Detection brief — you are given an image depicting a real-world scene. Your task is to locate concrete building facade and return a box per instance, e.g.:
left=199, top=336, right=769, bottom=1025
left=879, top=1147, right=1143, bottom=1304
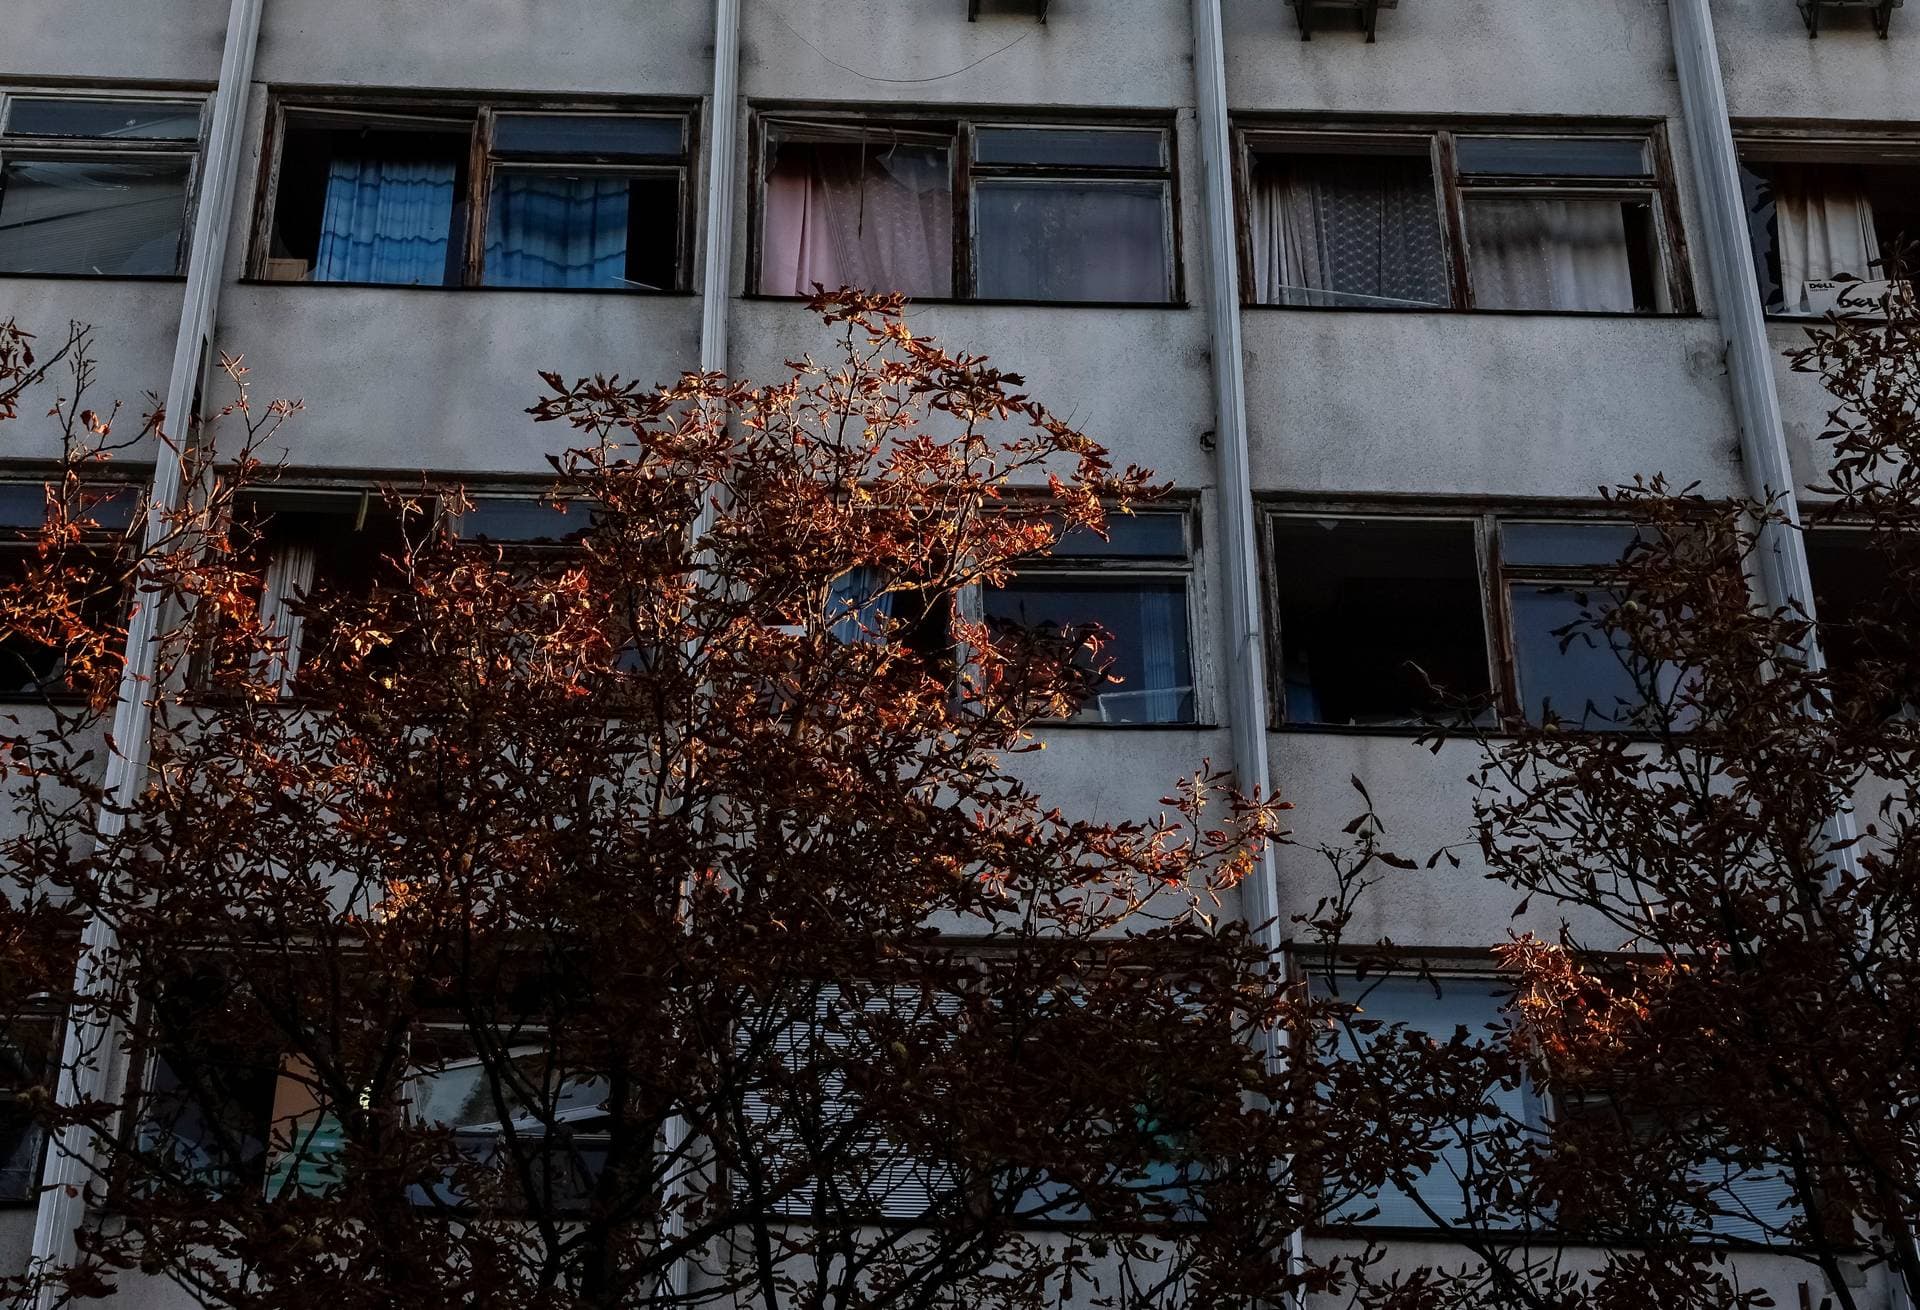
left=1, top=0, right=1912, bottom=1303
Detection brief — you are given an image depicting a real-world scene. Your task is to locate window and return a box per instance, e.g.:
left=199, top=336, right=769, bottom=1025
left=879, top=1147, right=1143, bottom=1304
left=1, top=1009, right=58, bottom=1203
left=455, top=495, right=593, bottom=552
left=133, top=971, right=279, bottom=1195
left=1736, top=139, right=1919, bottom=315
left=1315, top=968, right=1542, bottom=1229
left=0, top=93, right=201, bottom=276
left=219, top=490, right=408, bottom=694
left=256, top=101, right=691, bottom=289
left=0, top=481, right=136, bottom=700
left=758, top=117, right=1176, bottom=303
left=1269, top=509, right=1690, bottom=731
left=1271, top=515, right=1492, bottom=726
left=981, top=511, right=1197, bottom=724
left=1243, top=126, right=1687, bottom=313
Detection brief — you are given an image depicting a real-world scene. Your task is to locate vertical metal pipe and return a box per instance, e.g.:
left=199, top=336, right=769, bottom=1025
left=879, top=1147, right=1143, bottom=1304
left=28, top=0, right=264, bottom=1293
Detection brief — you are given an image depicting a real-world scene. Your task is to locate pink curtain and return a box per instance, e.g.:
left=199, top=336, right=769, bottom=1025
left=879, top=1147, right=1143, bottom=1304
left=760, top=141, right=952, bottom=298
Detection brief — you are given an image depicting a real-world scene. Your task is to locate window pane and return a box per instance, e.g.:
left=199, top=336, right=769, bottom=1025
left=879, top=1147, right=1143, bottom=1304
left=5, top=98, right=201, bottom=141
left=1273, top=517, right=1492, bottom=727
left=1499, top=521, right=1643, bottom=568
left=974, top=179, right=1170, bottom=303
left=1320, top=973, right=1532, bottom=1228
left=1454, top=136, right=1649, bottom=178
left=460, top=498, right=591, bottom=545
left=1250, top=152, right=1450, bottom=308
left=0, top=485, right=43, bottom=529
left=1465, top=195, right=1662, bottom=312
left=1737, top=160, right=1915, bottom=316
left=1051, top=512, right=1186, bottom=559
left=0, top=1017, right=54, bottom=1202
left=760, top=140, right=953, bottom=298
left=270, top=121, right=469, bottom=286
left=983, top=577, right=1193, bottom=723
left=483, top=170, right=678, bottom=290
left=1510, top=583, right=1690, bottom=730
left=0, top=158, right=189, bottom=275
left=492, top=113, right=683, bottom=159
left=973, top=126, right=1164, bottom=169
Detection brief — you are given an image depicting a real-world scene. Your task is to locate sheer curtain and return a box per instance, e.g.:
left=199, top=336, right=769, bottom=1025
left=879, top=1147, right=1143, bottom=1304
left=258, top=541, right=317, bottom=694
left=483, top=174, right=631, bottom=288
left=1771, top=164, right=1881, bottom=315
left=314, top=157, right=457, bottom=285
left=1465, top=198, right=1637, bottom=311
left=760, top=142, right=952, bottom=298
left=1249, top=156, right=1449, bottom=308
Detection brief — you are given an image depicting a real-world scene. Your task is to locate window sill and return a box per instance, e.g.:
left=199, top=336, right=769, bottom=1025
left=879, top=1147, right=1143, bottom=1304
left=1030, top=719, right=1218, bottom=731
left=742, top=293, right=1190, bottom=311
left=1311, top=1221, right=1845, bottom=1254
left=0, top=271, right=186, bottom=283
left=1240, top=302, right=1699, bottom=321
left=1271, top=721, right=1692, bottom=743
left=234, top=279, right=696, bottom=297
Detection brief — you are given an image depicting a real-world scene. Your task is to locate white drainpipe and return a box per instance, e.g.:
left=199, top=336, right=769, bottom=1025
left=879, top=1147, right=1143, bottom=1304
left=1188, top=0, right=1305, bottom=1297
left=29, top=0, right=265, bottom=1294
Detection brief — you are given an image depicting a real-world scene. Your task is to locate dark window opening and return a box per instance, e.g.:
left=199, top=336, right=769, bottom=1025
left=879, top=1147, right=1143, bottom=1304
left=1272, top=516, right=1491, bottom=727
left=1737, top=155, right=1920, bottom=315
left=269, top=118, right=470, bottom=286
left=0, top=1013, right=57, bottom=1202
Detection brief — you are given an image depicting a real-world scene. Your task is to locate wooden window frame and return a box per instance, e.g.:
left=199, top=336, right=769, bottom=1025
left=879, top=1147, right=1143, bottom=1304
left=0, top=88, right=209, bottom=280
left=246, top=92, right=699, bottom=292
left=749, top=107, right=1184, bottom=307
left=1234, top=118, right=1695, bottom=316
left=1259, top=500, right=1673, bottom=733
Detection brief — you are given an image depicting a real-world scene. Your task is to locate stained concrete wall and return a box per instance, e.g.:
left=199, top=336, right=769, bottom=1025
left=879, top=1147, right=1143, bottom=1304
left=0, top=279, right=182, bottom=463
left=9, top=1, right=223, bottom=87
left=1716, top=0, right=1915, bottom=120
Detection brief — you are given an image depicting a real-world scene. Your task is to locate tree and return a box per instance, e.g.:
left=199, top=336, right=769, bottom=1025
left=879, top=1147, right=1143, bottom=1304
left=0, top=295, right=1408, bottom=1310
left=1442, top=274, right=1920, bottom=1310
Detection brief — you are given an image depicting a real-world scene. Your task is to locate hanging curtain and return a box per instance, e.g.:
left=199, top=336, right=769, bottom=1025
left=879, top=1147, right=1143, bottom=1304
left=1249, top=155, right=1450, bottom=308
left=760, top=141, right=952, bottom=298
left=258, top=541, right=317, bottom=693
left=1465, top=198, right=1637, bottom=311
left=827, top=567, right=896, bottom=644
left=314, top=157, right=457, bottom=286
left=483, top=173, right=631, bottom=288
left=1096, top=585, right=1189, bottom=724
left=1770, top=164, right=1881, bottom=315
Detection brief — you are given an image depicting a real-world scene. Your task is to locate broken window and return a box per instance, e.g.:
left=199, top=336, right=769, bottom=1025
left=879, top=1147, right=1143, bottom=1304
left=981, top=511, right=1196, bottom=724
left=1242, top=127, right=1686, bottom=313
left=1736, top=140, right=1920, bottom=315
left=0, top=93, right=201, bottom=276
left=258, top=102, right=689, bottom=289
left=1270, top=515, right=1492, bottom=726
left=759, top=116, right=1175, bottom=304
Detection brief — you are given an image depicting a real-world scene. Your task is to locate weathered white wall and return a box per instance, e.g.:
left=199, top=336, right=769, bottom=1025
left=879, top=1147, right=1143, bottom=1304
left=0, top=280, right=182, bottom=464
left=1716, top=0, right=1915, bottom=120
left=1244, top=312, right=1743, bottom=499
left=9, top=1, right=223, bottom=86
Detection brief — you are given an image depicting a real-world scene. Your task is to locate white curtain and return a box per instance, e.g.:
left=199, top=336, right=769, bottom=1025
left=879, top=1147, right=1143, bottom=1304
left=1466, top=198, right=1638, bottom=312
left=1249, top=156, right=1450, bottom=309
left=760, top=141, right=952, bottom=298
left=1771, top=165, right=1881, bottom=315
left=258, top=542, right=317, bottom=693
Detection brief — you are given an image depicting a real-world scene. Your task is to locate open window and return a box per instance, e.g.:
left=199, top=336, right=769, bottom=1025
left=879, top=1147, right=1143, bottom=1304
left=1736, top=137, right=1920, bottom=315
left=257, top=101, right=690, bottom=290
left=0, top=1008, right=58, bottom=1203
left=981, top=511, right=1197, bottom=725
left=1242, top=125, right=1688, bottom=313
left=1270, top=515, right=1492, bottom=726
left=758, top=116, right=1176, bottom=304
left=0, top=93, right=202, bottom=276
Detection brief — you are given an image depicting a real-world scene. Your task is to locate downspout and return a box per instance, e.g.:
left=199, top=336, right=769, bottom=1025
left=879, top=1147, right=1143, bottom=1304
left=29, top=0, right=265, bottom=1294
left=656, top=0, right=741, bottom=1299
left=1667, top=10, right=1908, bottom=1308
left=1189, top=0, right=1306, bottom=1297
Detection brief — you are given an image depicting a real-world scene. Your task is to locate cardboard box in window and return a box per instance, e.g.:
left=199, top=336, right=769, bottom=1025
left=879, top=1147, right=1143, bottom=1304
left=262, top=257, right=312, bottom=283
left=1805, top=278, right=1907, bottom=316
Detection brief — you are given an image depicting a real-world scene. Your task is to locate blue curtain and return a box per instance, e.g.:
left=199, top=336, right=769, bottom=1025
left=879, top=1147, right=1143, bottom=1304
left=314, top=157, right=457, bottom=285
left=484, top=174, right=631, bottom=288
left=827, top=567, right=895, bottom=644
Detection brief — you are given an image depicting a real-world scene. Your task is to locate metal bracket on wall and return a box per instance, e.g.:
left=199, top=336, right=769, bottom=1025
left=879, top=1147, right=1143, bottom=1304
left=968, top=0, right=1050, bottom=20
left=1797, top=0, right=1900, bottom=37
left=1291, top=0, right=1397, bottom=41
